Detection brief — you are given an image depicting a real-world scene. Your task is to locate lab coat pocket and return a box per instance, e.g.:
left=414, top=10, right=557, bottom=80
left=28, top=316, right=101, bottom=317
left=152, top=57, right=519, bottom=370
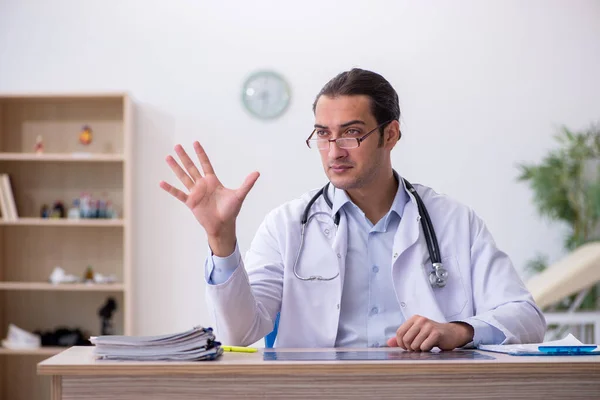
left=426, top=255, right=467, bottom=319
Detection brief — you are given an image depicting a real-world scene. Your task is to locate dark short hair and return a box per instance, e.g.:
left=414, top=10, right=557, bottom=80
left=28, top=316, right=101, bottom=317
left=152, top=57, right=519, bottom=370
left=312, top=68, right=400, bottom=138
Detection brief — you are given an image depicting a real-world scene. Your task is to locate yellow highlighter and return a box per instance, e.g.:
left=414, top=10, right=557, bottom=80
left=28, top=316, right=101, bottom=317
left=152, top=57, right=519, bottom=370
left=222, top=346, right=258, bottom=353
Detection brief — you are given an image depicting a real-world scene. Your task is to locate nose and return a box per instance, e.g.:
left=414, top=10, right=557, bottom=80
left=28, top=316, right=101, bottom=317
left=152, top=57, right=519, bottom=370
left=328, top=140, right=348, bottom=159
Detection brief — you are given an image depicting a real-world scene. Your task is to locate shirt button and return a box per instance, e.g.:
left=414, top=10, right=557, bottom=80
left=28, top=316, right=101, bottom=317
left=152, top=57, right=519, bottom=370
left=337, top=253, right=341, bottom=259
left=371, top=307, right=379, bottom=315
left=400, top=302, right=406, bottom=308
left=336, top=304, right=340, bottom=310
left=393, top=253, right=398, bottom=258
left=324, top=229, right=330, bottom=235
left=372, top=266, right=379, bottom=273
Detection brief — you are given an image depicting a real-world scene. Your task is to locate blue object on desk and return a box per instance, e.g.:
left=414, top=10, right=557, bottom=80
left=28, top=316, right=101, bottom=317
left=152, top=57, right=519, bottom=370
left=264, top=313, right=279, bottom=349
left=538, top=345, right=598, bottom=355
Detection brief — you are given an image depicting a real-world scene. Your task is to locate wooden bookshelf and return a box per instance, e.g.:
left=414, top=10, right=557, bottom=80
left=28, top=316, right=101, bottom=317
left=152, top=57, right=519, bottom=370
left=0, top=93, right=133, bottom=400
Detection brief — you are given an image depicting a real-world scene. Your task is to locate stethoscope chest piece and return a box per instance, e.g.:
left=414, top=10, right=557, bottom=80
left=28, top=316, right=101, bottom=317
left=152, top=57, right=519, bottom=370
left=429, top=262, right=448, bottom=288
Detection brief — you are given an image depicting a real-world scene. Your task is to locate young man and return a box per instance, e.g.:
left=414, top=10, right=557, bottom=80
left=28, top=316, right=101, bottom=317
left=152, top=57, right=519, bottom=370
left=160, top=68, right=546, bottom=350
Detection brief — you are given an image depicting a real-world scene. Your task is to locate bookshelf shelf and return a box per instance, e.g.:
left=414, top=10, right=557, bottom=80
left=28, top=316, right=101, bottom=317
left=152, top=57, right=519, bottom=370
left=0, top=282, right=125, bottom=291
left=0, top=153, right=124, bottom=162
left=0, top=218, right=125, bottom=227
left=0, top=93, right=133, bottom=400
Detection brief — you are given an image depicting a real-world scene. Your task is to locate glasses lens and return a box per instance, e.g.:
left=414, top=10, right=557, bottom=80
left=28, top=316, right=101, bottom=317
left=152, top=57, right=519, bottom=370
left=316, top=139, right=329, bottom=150
left=308, top=139, right=329, bottom=150
left=337, top=138, right=358, bottom=149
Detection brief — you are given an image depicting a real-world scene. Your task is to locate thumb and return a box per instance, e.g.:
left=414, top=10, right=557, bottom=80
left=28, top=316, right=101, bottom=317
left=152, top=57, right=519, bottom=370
left=236, top=171, right=260, bottom=200
left=387, top=337, right=399, bottom=347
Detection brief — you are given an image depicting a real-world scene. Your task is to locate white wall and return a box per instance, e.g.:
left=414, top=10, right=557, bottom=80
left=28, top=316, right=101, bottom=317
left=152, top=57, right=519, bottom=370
left=1, top=0, right=599, bottom=336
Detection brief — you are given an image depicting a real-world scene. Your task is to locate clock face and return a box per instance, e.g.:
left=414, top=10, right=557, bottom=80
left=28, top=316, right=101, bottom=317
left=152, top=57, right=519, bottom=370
left=242, top=71, right=291, bottom=120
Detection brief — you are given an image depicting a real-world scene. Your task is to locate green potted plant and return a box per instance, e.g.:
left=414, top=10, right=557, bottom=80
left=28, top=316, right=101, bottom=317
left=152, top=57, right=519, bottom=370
left=517, top=123, right=600, bottom=310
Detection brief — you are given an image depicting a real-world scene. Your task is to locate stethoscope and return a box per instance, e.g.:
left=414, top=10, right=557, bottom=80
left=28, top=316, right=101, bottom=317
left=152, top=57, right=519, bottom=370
left=292, top=178, right=449, bottom=288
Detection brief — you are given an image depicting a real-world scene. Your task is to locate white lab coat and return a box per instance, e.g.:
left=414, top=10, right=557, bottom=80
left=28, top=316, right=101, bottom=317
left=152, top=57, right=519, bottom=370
left=205, top=179, right=546, bottom=347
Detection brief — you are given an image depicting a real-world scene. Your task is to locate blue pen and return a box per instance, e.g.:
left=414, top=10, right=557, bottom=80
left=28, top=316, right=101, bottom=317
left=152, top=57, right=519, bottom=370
left=538, top=345, right=598, bottom=354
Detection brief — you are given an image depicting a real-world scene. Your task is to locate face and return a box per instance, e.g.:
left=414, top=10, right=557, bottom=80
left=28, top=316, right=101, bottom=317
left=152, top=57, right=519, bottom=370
left=312, top=95, right=394, bottom=191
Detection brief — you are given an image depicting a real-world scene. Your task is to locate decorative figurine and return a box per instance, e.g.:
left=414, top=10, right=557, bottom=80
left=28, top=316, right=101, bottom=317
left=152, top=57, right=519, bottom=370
left=79, top=125, right=93, bottom=145
left=34, top=135, right=44, bottom=154
left=98, top=297, right=118, bottom=336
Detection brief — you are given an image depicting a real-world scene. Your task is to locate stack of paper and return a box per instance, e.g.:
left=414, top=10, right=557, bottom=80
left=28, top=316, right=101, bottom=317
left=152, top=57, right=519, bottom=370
left=90, top=326, right=223, bottom=361
left=478, top=334, right=599, bottom=356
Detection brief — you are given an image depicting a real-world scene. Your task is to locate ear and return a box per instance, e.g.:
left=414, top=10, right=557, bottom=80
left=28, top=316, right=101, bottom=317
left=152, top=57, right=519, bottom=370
left=385, top=120, right=401, bottom=147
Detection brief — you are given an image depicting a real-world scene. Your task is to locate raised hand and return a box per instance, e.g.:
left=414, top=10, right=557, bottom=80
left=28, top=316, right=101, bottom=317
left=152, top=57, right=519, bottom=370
left=160, top=141, right=259, bottom=256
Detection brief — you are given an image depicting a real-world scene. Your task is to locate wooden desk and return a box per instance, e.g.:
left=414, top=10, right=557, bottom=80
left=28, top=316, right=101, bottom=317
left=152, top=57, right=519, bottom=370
left=38, top=346, right=600, bottom=399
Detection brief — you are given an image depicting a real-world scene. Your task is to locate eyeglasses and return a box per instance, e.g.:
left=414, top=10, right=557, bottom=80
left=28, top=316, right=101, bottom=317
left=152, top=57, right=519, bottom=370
left=306, top=120, right=394, bottom=150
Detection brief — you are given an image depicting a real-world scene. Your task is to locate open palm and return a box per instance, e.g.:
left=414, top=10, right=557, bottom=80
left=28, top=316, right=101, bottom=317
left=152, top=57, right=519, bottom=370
left=159, top=141, right=259, bottom=237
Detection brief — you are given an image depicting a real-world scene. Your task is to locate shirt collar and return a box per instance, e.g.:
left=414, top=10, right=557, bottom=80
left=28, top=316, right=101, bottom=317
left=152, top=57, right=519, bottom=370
left=330, top=170, right=409, bottom=220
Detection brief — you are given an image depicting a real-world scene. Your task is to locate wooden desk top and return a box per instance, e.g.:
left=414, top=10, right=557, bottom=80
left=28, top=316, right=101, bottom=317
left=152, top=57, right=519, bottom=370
left=38, top=346, right=600, bottom=377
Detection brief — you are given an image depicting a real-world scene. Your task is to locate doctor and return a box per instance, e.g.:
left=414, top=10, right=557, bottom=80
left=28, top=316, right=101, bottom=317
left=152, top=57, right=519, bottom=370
left=160, top=68, right=546, bottom=351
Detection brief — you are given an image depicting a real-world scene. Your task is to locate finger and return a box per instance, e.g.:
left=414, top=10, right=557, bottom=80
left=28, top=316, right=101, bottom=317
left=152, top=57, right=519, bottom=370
left=235, top=171, right=260, bottom=201
left=386, top=337, right=399, bottom=347
left=159, top=181, right=188, bottom=203
left=175, top=144, right=203, bottom=182
left=166, top=155, right=195, bottom=191
left=410, top=327, right=433, bottom=351
left=420, top=332, right=440, bottom=352
left=402, top=324, right=424, bottom=351
left=194, top=141, right=216, bottom=176
left=393, top=322, right=412, bottom=350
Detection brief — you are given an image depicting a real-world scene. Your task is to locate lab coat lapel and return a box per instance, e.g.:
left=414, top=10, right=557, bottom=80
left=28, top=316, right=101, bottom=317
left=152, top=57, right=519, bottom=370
left=326, top=183, right=348, bottom=300
left=391, top=191, right=447, bottom=323
left=331, top=209, right=348, bottom=298
left=311, top=190, right=346, bottom=347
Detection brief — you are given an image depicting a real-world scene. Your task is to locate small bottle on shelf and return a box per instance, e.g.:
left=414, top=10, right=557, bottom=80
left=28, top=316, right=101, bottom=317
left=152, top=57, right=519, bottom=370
left=40, top=204, right=50, bottom=218
left=68, top=198, right=80, bottom=220
left=84, top=265, right=95, bottom=283
left=79, top=193, right=90, bottom=218
left=106, top=201, right=117, bottom=219
left=89, top=199, right=98, bottom=219
left=97, top=199, right=107, bottom=219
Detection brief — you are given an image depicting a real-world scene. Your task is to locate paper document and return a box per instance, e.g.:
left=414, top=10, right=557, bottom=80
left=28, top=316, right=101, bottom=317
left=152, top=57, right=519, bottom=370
left=2, top=324, right=41, bottom=350
left=90, top=326, right=223, bottom=361
left=478, top=334, right=599, bottom=356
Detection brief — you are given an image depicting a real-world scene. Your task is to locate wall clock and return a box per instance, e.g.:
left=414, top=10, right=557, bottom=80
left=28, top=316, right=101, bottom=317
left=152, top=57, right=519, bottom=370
left=242, top=70, right=291, bottom=120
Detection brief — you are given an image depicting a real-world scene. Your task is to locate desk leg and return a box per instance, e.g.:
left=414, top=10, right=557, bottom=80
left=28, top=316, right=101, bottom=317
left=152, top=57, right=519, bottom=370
left=52, top=375, right=62, bottom=400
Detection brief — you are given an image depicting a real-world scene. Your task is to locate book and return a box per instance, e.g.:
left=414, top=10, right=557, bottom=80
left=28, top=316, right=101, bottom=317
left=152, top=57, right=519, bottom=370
left=90, top=326, right=223, bottom=361
left=0, top=177, right=8, bottom=221
left=0, top=174, right=17, bottom=220
left=478, top=334, right=599, bottom=356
